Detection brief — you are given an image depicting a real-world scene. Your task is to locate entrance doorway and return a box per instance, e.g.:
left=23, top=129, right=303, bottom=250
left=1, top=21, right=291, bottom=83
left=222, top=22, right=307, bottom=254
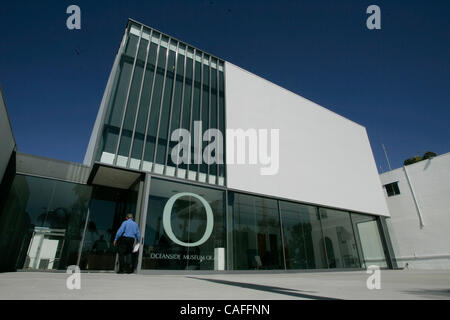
left=78, top=184, right=138, bottom=271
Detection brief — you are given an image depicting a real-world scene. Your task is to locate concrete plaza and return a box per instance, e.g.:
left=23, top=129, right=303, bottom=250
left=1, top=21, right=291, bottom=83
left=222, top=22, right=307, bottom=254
left=0, top=269, right=449, bottom=300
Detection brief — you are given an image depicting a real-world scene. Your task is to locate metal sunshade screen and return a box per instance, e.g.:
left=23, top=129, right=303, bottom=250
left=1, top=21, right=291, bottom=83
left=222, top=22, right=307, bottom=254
left=96, top=21, right=226, bottom=187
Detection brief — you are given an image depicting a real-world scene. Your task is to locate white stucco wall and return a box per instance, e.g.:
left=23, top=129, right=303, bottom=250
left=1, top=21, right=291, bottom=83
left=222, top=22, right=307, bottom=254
left=0, top=88, right=16, bottom=183
left=380, top=153, right=450, bottom=269
left=225, top=62, right=389, bottom=217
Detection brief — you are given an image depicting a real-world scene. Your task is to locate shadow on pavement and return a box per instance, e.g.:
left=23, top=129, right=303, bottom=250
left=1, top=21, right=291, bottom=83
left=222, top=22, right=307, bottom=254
left=187, top=277, right=341, bottom=300
left=402, top=288, right=450, bottom=299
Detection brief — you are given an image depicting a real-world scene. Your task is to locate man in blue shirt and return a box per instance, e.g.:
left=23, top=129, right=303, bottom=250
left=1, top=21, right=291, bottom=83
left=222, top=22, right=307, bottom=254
left=114, top=213, right=141, bottom=274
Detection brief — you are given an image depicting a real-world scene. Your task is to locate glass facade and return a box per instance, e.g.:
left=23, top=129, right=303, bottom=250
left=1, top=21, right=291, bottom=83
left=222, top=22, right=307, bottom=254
left=279, top=201, right=327, bottom=269
left=230, top=193, right=284, bottom=270
left=319, top=208, right=360, bottom=269
left=0, top=173, right=389, bottom=272
left=0, top=174, right=140, bottom=272
left=0, top=175, right=91, bottom=271
left=96, top=22, right=226, bottom=186
left=228, top=193, right=387, bottom=270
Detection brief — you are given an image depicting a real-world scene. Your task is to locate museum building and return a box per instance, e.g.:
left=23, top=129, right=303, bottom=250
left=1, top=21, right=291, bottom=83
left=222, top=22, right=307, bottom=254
left=0, top=19, right=396, bottom=273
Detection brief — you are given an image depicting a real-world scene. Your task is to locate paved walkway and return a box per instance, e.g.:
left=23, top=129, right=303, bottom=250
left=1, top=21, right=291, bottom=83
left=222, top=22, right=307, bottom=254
left=0, top=270, right=449, bottom=300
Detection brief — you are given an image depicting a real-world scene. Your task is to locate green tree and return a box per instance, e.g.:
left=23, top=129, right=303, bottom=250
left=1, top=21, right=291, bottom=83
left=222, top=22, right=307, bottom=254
left=422, top=151, right=437, bottom=160
left=404, top=152, right=437, bottom=166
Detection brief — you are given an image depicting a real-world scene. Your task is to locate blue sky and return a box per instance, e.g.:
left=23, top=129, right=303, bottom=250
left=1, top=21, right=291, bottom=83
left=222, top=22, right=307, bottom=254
left=1, top=0, right=449, bottom=172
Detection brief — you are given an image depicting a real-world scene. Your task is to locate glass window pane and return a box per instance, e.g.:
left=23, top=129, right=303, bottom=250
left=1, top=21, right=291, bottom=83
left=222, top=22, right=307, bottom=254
left=125, top=26, right=140, bottom=57
left=385, top=182, right=400, bottom=197
left=117, top=36, right=148, bottom=159
left=141, top=178, right=226, bottom=270
left=97, top=52, right=134, bottom=160
left=319, top=208, right=361, bottom=269
left=143, top=40, right=167, bottom=166
left=279, top=201, right=327, bottom=269
left=155, top=43, right=176, bottom=166
left=79, top=185, right=137, bottom=271
left=200, top=56, right=210, bottom=178
left=230, top=192, right=284, bottom=270
left=351, top=213, right=388, bottom=268
left=130, top=39, right=158, bottom=162
left=167, top=46, right=185, bottom=169
left=178, top=51, right=193, bottom=173
left=0, top=175, right=91, bottom=271
left=393, top=182, right=400, bottom=195
left=190, top=54, right=202, bottom=174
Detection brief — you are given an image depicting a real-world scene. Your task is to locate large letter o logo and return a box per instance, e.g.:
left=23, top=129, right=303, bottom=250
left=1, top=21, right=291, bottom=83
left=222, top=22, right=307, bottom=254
left=162, top=192, right=214, bottom=247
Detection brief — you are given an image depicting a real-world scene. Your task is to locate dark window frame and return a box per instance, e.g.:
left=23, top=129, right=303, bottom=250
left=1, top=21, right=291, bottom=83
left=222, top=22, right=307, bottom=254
left=384, top=182, right=400, bottom=197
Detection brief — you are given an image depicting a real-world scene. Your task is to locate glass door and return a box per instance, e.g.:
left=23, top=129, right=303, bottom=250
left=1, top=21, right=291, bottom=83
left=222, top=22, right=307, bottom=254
left=78, top=186, right=130, bottom=271
left=351, top=214, right=388, bottom=268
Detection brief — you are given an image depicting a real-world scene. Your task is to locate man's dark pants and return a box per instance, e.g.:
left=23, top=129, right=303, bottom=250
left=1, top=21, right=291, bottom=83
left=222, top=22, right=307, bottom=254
left=117, top=237, right=134, bottom=273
